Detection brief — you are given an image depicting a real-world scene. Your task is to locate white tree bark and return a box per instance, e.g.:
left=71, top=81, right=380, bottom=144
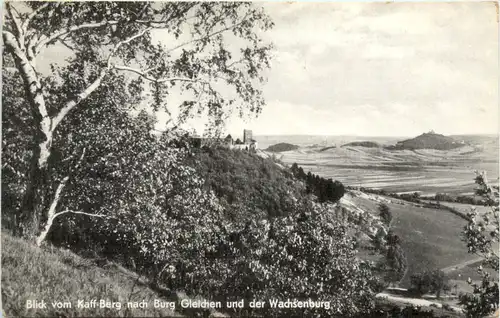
left=35, top=176, right=69, bottom=246
left=35, top=149, right=89, bottom=246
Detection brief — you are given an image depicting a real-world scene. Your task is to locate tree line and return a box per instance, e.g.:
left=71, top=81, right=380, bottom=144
left=290, top=163, right=345, bottom=203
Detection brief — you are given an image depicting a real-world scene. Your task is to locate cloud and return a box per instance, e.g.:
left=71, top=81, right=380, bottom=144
left=229, top=2, right=498, bottom=136
left=33, top=2, right=497, bottom=137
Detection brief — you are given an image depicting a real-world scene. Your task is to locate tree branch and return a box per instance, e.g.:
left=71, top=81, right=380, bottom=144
left=5, top=3, right=25, bottom=49
left=107, top=27, right=153, bottom=68
left=51, top=71, right=108, bottom=131
left=53, top=210, right=109, bottom=219
left=3, top=30, right=51, bottom=126
left=113, top=65, right=208, bottom=84
left=2, top=31, right=24, bottom=60
left=51, top=28, right=153, bottom=132
left=34, top=20, right=120, bottom=55
left=165, top=12, right=250, bottom=54
left=22, top=2, right=51, bottom=34
left=34, top=16, right=164, bottom=57
left=135, top=3, right=197, bottom=28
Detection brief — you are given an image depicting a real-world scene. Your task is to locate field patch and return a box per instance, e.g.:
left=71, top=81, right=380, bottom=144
left=347, top=194, right=476, bottom=287
left=276, top=140, right=498, bottom=196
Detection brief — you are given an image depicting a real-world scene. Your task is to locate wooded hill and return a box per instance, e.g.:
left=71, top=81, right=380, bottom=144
left=265, top=142, right=300, bottom=152
left=389, top=132, right=464, bottom=150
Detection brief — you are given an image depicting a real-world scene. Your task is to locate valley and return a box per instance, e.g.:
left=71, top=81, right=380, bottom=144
left=262, top=133, right=499, bottom=313
left=262, top=134, right=498, bottom=196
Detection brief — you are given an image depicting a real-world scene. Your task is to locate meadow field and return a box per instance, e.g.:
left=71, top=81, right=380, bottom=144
left=345, top=192, right=480, bottom=287
left=261, top=134, right=499, bottom=196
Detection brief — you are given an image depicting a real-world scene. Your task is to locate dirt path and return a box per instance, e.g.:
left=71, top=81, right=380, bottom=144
left=441, top=257, right=483, bottom=273
left=375, top=293, right=463, bottom=313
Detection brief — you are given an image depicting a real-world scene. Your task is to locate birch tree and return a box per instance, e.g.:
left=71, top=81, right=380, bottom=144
left=2, top=1, right=273, bottom=242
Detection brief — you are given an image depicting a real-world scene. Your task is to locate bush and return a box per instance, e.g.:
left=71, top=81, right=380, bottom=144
left=410, top=269, right=450, bottom=298
left=210, top=200, right=381, bottom=317
left=383, top=231, right=407, bottom=285
left=378, top=203, right=392, bottom=226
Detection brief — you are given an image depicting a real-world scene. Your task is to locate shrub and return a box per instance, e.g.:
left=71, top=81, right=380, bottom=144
left=378, top=203, right=392, bottom=226
left=410, top=269, right=450, bottom=298
left=211, top=200, right=381, bottom=317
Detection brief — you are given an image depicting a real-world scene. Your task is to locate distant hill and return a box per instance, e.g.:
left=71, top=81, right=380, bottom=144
left=341, top=141, right=380, bottom=148
left=265, top=142, right=299, bottom=152
left=391, top=132, right=465, bottom=150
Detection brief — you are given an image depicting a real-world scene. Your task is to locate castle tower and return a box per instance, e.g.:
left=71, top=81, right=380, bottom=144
left=243, top=129, right=253, bottom=144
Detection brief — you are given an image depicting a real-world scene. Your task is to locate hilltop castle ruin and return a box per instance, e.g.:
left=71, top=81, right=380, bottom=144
left=190, top=129, right=258, bottom=151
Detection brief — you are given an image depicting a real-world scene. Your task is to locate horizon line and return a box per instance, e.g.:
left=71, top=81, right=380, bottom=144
left=248, top=132, right=499, bottom=137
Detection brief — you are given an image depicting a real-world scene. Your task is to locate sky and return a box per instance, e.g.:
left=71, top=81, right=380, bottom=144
left=33, top=2, right=499, bottom=137
left=210, top=2, right=499, bottom=137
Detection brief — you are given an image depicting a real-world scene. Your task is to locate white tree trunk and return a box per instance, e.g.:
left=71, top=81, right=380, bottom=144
left=4, top=31, right=55, bottom=239
left=35, top=177, right=68, bottom=246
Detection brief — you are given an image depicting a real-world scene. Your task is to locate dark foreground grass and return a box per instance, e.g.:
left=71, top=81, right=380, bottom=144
left=1, top=232, right=185, bottom=317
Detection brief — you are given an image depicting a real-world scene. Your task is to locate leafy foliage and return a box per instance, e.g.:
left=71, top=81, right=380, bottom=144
left=1, top=233, right=183, bottom=318
left=2, top=4, right=417, bottom=317
left=205, top=200, right=381, bottom=317
left=459, top=171, right=499, bottom=317
left=382, top=231, right=407, bottom=285
left=434, top=193, right=489, bottom=206
left=378, top=203, right=392, bottom=226
left=409, top=269, right=450, bottom=298
left=46, top=138, right=381, bottom=317
left=341, top=141, right=380, bottom=148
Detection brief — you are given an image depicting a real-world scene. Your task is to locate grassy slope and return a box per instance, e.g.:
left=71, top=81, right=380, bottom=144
left=347, top=195, right=477, bottom=287
left=1, top=233, right=186, bottom=318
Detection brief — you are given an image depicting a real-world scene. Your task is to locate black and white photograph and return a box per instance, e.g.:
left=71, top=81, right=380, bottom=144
left=1, top=1, right=499, bottom=317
